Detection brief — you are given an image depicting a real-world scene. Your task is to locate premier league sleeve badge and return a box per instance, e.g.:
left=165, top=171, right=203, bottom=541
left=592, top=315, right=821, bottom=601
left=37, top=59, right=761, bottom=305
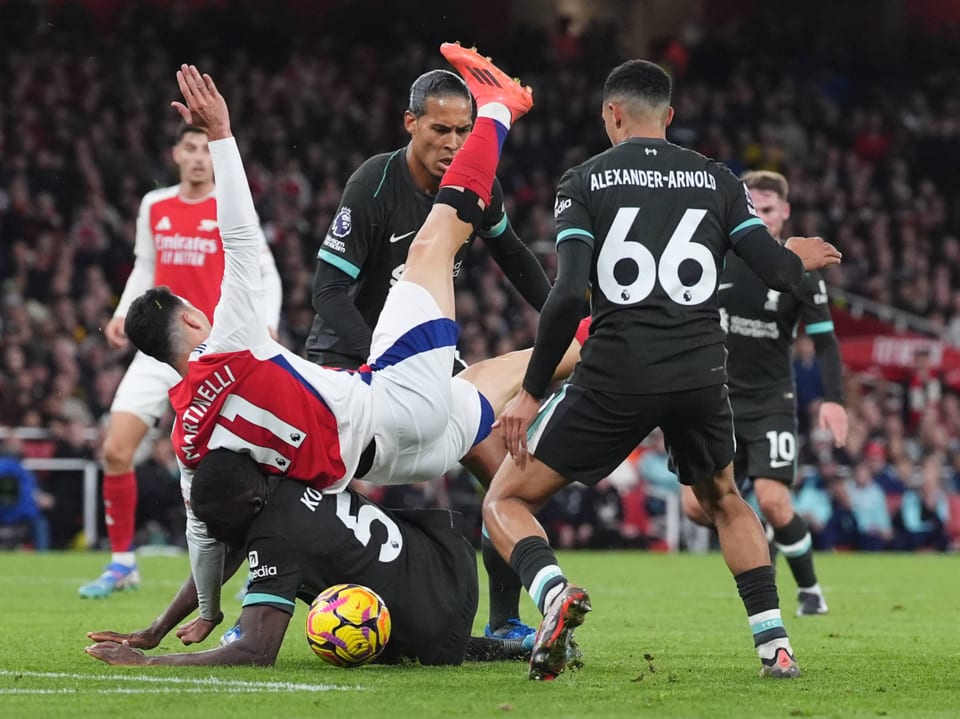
left=331, top=206, right=352, bottom=238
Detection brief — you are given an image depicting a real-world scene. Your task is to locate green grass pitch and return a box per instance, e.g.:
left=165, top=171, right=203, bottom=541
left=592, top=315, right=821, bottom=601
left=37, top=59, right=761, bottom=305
left=1, top=551, right=957, bottom=718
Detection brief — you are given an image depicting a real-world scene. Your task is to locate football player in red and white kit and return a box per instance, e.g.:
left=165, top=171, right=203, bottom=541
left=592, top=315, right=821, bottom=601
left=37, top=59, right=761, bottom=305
left=111, top=53, right=536, bottom=642
left=79, top=125, right=282, bottom=599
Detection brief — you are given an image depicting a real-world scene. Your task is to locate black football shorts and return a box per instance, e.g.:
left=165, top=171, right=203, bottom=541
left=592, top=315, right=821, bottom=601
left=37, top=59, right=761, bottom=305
left=528, top=383, right=735, bottom=486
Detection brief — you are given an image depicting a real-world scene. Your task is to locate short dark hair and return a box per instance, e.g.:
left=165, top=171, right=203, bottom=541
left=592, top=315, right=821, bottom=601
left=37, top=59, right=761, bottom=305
left=175, top=124, right=207, bottom=144
left=603, top=59, right=672, bottom=107
left=192, top=449, right=262, bottom=508
left=124, top=286, right=184, bottom=366
left=408, top=69, right=471, bottom=117
left=741, top=170, right=790, bottom=201
left=191, top=449, right=264, bottom=545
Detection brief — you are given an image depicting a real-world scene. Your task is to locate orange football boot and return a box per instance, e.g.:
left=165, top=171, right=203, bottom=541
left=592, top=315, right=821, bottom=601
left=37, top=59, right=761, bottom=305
left=440, top=42, right=533, bottom=122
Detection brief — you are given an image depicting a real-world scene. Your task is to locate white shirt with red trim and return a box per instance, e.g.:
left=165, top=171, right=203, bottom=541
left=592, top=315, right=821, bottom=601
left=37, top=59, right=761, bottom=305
left=182, top=136, right=373, bottom=622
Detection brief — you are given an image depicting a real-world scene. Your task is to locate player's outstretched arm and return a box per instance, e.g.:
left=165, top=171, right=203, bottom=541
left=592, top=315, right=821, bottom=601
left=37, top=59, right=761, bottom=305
left=86, top=544, right=247, bottom=649
left=86, top=605, right=290, bottom=667
left=171, top=64, right=231, bottom=141
left=86, top=572, right=200, bottom=650
left=172, top=64, right=269, bottom=352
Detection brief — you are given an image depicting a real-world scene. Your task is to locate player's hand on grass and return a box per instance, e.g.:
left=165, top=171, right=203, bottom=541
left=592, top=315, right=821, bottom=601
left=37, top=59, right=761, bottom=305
left=492, top=389, right=540, bottom=468
left=784, top=236, right=842, bottom=270
left=85, top=640, right=148, bottom=665
left=175, top=614, right=222, bottom=645
left=172, top=64, right=231, bottom=141
left=86, top=626, right=162, bottom=650
left=818, top=401, right=848, bottom=447
left=104, top=316, right=129, bottom=350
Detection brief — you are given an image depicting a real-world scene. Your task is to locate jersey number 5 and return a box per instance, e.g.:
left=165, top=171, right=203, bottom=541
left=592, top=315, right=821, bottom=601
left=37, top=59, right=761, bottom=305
left=335, top=493, right=403, bottom=562
left=597, top=207, right=716, bottom=306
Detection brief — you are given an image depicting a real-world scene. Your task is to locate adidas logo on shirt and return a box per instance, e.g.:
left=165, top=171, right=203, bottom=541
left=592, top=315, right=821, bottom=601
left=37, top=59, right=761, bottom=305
left=155, top=216, right=172, bottom=231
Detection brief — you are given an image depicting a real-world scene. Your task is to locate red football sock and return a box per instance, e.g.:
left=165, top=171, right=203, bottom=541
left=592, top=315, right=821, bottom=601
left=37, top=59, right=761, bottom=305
left=103, top=471, right=137, bottom=553
left=439, top=115, right=508, bottom=207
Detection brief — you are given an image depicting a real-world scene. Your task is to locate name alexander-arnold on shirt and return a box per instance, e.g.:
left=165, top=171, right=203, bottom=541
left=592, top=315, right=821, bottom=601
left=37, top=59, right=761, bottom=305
left=590, top=168, right=717, bottom=191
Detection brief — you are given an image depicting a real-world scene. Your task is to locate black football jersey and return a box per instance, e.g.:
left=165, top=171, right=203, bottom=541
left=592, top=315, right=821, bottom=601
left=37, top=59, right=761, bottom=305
left=719, top=252, right=833, bottom=417
left=554, top=138, right=767, bottom=393
left=305, top=148, right=508, bottom=355
left=240, top=481, right=477, bottom=664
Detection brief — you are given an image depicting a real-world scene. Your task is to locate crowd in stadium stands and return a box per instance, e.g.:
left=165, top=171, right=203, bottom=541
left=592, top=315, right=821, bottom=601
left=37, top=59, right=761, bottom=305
left=1, top=1, right=959, bottom=551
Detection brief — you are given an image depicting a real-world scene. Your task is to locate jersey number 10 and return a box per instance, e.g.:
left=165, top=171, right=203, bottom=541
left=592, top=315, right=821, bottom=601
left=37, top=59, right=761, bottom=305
left=597, top=207, right=716, bottom=306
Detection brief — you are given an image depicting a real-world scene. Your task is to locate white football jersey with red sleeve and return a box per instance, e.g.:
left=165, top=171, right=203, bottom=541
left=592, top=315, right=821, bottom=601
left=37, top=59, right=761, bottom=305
left=169, top=342, right=373, bottom=491
left=170, top=137, right=373, bottom=493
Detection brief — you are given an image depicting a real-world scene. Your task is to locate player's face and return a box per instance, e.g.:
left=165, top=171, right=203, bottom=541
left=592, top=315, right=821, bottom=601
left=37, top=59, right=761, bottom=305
left=405, top=95, right=473, bottom=182
left=173, top=131, right=214, bottom=187
left=748, top=188, right=790, bottom=239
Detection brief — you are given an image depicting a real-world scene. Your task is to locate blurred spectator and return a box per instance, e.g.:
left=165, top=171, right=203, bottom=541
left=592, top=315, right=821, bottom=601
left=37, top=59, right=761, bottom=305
left=863, top=440, right=906, bottom=498
left=0, top=438, right=51, bottom=550
left=44, top=401, right=95, bottom=549
left=821, top=466, right=859, bottom=550
left=905, top=347, right=943, bottom=430
left=846, top=462, right=894, bottom=550
left=893, top=453, right=951, bottom=551
left=792, top=465, right=833, bottom=550
left=585, top=479, right=624, bottom=549
left=134, top=435, right=185, bottom=549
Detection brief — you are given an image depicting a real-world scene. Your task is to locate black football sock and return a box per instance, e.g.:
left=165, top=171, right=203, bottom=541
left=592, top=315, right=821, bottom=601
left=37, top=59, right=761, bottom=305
left=735, top=565, right=793, bottom=660
left=509, top=535, right=566, bottom=616
left=773, top=513, right=818, bottom=589
left=482, top=530, right=524, bottom=631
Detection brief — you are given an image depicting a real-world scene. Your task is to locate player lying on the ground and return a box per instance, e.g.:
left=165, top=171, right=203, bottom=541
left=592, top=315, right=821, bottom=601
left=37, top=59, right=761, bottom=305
left=106, top=51, right=539, bottom=644
left=86, top=450, right=530, bottom=666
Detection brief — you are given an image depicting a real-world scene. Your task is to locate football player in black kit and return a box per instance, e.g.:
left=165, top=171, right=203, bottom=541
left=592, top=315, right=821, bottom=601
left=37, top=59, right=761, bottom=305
left=306, top=68, right=550, bottom=370
left=483, top=60, right=842, bottom=680
left=306, top=65, right=552, bottom=647
left=681, top=170, right=848, bottom=617
left=86, top=451, right=530, bottom=667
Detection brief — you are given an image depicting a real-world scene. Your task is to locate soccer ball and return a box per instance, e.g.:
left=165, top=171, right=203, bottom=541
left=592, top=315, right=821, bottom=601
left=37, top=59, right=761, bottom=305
left=305, top=583, right=392, bottom=667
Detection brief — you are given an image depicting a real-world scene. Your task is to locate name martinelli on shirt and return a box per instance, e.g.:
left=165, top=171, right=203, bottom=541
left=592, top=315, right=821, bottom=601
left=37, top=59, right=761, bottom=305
left=590, top=168, right=717, bottom=191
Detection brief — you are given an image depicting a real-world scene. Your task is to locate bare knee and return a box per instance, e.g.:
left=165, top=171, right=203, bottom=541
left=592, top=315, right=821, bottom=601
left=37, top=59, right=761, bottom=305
left=102, top=432, right=136, bottom=474
left=101, top=413, right=149, bottom=475
left=755, top=481, right=793, bottom=527
left=482, top=460, right=556, bottom=519
left=692, top=464, right=742, bottom=519
left=461, top=433, right=507, bottom=491
left=681, top=485, right=712, bottom=526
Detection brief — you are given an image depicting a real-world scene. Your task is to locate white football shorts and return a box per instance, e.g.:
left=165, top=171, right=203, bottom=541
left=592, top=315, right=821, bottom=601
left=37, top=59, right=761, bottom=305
left=363, top=281, right=488, bottom=485
left=110, top=350, right=182, bottom=425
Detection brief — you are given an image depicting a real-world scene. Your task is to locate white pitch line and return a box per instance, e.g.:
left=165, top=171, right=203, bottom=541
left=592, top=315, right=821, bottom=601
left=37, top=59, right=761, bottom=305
left=0, top=670, right=361, bottom=693
left=1, top=688, right=337, bottom=695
